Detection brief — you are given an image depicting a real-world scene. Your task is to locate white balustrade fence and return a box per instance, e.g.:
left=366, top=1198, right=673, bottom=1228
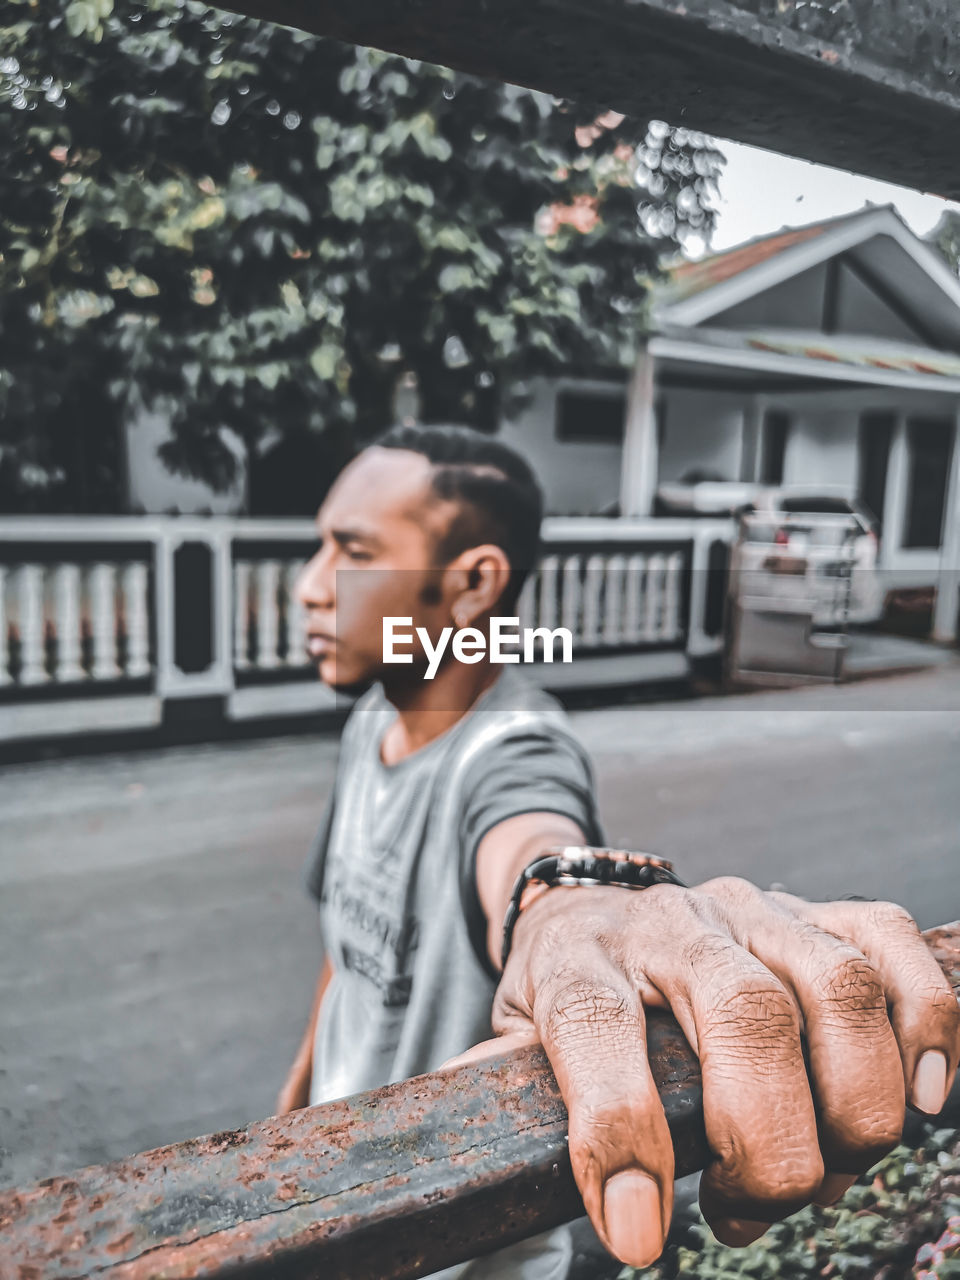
left=232, top=557, right=312, bottom=673
left=0, top=558, right=152, bottom=689
left=0, top=516, right=732, bottom=746
left=518, top=547, right=687, bottom=652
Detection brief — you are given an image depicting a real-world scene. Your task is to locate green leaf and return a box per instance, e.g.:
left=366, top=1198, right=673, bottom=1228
left=309, top=344, right=340, bottom=380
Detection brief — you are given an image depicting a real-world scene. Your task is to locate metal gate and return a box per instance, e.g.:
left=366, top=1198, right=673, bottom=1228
left=725, top=511, right=861, bottom=688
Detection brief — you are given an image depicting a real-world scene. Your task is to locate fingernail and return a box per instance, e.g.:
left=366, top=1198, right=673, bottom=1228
left=602, top=1170, right=663, bottom=1267
left=913, top=1050, right=948, bottom=1115
left=814, top=1173, right=857, bottom=1207
left=714, top=1218, right=769, bottom=1247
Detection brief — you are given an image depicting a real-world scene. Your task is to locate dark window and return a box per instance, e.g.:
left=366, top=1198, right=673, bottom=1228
left=779, top=496, right=853, bottom=515
left=555, top=388, right=627, bottom=443
left=904, top=417, right=954, bottom=549
left=656, top=397, right=668, bottom=452
left=857, top=412, right=895, bottom=532
left=760, top=411, right=790, bottom=485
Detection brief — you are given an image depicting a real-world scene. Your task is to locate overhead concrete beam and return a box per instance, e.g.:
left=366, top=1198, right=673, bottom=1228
left=212, top=0, right=960, bottom=198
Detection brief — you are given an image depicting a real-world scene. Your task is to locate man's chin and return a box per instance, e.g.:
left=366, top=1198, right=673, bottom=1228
left=314, top=657, right=375, bottom=698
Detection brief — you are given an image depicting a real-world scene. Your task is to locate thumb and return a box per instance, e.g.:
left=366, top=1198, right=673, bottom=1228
left=439, top=1028, right=540, bottom=1072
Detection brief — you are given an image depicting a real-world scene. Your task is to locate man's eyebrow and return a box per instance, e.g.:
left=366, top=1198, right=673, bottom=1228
left=329, top=526, right=383, bottom=548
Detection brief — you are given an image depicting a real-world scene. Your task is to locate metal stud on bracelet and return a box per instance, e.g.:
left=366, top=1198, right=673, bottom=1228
left=500, top=846, right=686, bottom=970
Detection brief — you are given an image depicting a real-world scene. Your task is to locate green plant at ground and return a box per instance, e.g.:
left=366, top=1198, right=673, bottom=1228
left=619, top=1128, right=960, bottom=1280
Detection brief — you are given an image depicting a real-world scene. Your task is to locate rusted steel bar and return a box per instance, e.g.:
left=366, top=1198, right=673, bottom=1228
left=209, top=0, right=960, bottom=199
left=2, top=922, right=959, bottom=1280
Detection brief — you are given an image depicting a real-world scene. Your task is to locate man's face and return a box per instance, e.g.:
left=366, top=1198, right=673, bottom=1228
left=295, top=447, right=458, bottom=689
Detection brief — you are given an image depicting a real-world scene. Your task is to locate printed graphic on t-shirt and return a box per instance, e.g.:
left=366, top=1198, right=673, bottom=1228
left=320, top=858, right=420, bottom=1007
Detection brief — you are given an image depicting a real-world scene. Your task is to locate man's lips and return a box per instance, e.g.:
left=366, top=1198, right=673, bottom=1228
left=307, top=631, right=336, bottom=657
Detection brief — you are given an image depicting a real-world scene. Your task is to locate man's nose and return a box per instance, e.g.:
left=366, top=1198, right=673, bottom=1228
left=295, top=548, right=334, bottom=610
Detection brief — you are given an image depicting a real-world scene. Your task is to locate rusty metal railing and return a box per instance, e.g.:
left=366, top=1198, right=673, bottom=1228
left=2, top=922, right=958, bottom=1280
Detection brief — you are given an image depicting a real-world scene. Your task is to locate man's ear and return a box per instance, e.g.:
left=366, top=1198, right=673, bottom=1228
left=448, top=544, right=512, bottom=624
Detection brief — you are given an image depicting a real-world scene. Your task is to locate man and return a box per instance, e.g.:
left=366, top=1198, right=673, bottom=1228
left=277, top=424, right=958, bottom=1277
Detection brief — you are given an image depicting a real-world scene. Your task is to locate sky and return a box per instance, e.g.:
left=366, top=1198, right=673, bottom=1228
left=708, top=139, right=960, bottom=255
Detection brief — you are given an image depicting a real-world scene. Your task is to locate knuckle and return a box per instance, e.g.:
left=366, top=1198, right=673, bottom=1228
left=917, top=979, right=960, bottom=1020
left=529, top=918, right=580, bottom=964
left=632, top=883, right=701, bottom=922
left=572, top=1092, right=634, bottom=1137
left=810, top=953, right=886, bottom=1023
left=844, top=1107, right=904, bottom=1157
left=703, top=974, right=800, bottom=1053
left=680, top=929, right=741, bottom=974
left=754, top=1153, right=825, bottom=1207
left=543, top=974, right=632, bottom=1034
left=712, top=1132, right=824, bottom=1207
left=699, top=875, right=763, bottom=905
left=868, top=900, right=919, bottom=934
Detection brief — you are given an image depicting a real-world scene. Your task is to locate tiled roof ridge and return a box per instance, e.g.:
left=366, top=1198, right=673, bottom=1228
left=663, top=203, right=902, bottom=300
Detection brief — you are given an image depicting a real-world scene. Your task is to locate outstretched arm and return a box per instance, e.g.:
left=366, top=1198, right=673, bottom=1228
left=473, top=821, right=960, bottom=1271
left=276, top=953, right=333, bottom=1116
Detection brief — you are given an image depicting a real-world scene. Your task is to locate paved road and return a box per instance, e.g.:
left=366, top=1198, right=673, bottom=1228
left=2, top=665, right=960, bottom=1190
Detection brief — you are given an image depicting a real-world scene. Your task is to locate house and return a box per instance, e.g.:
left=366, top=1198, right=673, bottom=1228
left=117, top=204, right=960, bottom=637
left=501, top=205, right=960, bottom=630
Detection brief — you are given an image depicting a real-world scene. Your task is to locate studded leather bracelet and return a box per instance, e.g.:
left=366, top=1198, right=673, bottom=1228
left=500, top=846, right=686, bottom=970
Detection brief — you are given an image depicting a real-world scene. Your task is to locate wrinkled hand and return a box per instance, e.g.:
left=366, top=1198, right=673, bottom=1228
left=466, top=878, right=959, bottom=1269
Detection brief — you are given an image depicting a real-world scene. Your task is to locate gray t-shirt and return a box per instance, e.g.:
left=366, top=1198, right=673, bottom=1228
left=304, top=667, right=604, bottom=1278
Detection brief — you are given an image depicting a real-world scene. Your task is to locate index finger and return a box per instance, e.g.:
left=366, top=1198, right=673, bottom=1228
left=522, top=929, right=674, bottom=1269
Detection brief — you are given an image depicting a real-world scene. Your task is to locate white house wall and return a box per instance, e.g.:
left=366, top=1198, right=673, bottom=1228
left=763, top=384, right=960, bottom=580
left=781, top=409, right=858, bottom=491
left=499, top=379, right=748, bottom=511
left=658, top=388, right=746, bottom=482
left=709, top=262, right=829, bottom=331
left=497, top=377, right=624, bottom=515
left=126, top=407, right=247, bottom=516
left=834, top=261, right=924, bottom=345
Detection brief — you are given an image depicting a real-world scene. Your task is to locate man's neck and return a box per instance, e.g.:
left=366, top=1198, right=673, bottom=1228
left=379, top=658, right=501, bottom=766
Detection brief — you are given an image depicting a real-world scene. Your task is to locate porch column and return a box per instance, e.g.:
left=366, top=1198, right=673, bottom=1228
left=932, top=410, right=960, bottom=643
left=881, top=418, right=909, bottom=567
left=619, top=344, right=658, bottom=517
left=740, top=398, right=762, bottom=482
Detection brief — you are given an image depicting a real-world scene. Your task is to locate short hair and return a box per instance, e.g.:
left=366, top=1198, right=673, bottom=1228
left=371, top=424, right=542, bottom=608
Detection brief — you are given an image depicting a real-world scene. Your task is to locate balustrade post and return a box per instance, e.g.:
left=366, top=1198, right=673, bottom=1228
left=602, top=554, right=627, bottom=648
left=17, top=564, right=47, bottom=685
left=537, top=555, right=560, bottom=636
left=284, top=561, right=308, bottom=666
left=560, top=556, right=582, bottom=645
left=661, top=551, right=685, bottom=641
left=53, top=564, right=85, bottom=683
left=642, top=553, right=666, bottom=641
left=581, top=554, right=605, bottom=648
left=517, top=575, right=537, bottom=635
left=255, top=561, right=281, bottom=670
left=121, top=562, right=151, bottom=678
left=624, top=553, right=646, bottom=644
left=0, top=566, right=10, bottom=687
left=89, top=563, right=121, bottom=681
left=233, top=562, right=252, bottom=670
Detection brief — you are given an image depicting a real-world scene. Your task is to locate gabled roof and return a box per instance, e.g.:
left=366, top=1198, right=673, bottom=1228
left=654, top=204, right=960, bottom=348
left=663, top=207, right=869, bottom=304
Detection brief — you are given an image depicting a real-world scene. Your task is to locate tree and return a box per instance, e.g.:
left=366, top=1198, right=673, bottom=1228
left=927, top=210, right=960, bottom=280
left=0, top=0, right=724, bottom=512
